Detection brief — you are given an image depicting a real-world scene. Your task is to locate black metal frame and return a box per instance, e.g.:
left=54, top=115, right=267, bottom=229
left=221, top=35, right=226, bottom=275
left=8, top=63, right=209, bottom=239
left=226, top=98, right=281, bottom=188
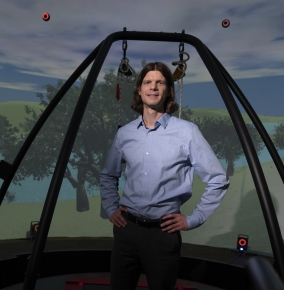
left=208, top=49, right=284, bottom=184
left=0, top=31, right=283, bottom=289
left=246, top=257, right=284, bottom=289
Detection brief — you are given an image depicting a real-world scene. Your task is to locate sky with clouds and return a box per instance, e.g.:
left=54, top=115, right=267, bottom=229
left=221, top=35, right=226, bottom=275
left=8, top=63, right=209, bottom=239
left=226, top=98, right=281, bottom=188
left=0, top=0, right=284, bottom=113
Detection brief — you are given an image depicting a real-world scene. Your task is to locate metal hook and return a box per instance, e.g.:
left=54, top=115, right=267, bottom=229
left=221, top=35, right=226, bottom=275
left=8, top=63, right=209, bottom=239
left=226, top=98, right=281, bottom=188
left=172, top=51, right=190, bottom=81
left=119, top=58, right=131, bottom=75
left=118, top=58, right=137, bottom=82
left=179, top=51, right=190, bottom=62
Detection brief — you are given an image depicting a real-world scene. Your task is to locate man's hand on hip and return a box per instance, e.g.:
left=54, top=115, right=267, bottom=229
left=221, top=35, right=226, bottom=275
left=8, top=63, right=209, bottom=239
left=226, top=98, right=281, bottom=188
left=110, top=207, right=128, bottom=228
left=160, top=213, right=189, bottom=233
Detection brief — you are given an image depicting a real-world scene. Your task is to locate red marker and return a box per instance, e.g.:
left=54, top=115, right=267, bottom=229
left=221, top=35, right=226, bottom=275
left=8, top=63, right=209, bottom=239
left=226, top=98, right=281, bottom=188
left=222, top=19, right=230, bottom=28
left=42, top=12, right=50, bottom=21
left=238, top=238, right=247, bottom=247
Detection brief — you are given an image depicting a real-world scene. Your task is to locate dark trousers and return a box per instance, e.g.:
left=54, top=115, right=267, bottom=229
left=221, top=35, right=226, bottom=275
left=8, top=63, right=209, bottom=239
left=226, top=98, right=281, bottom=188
left=111, top=216, right=181, bottom=290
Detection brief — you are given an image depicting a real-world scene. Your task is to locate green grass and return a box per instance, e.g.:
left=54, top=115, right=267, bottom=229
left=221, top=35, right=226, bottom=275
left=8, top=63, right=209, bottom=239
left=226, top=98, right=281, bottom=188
left=191, top=108, right=284, bottom=123
left=0, top=101, right=42, bottom=127
left=191, top=108, right=231, bottom=119
left=242, top=113, right=284, bottom=123
left=1, top=159, right=283, bottom=254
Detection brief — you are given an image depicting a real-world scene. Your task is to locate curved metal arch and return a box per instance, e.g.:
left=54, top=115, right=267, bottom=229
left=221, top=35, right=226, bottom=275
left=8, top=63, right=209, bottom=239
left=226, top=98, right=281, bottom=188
left=0, top=31, right=281, bottom=289
left=0, top=41, right=103, bottom=206
left=208, top=48, right=284, bottom=184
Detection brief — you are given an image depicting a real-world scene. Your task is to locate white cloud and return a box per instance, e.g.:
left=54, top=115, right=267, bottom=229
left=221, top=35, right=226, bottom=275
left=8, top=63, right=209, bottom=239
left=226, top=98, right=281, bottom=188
left=0, top=81, right=44, bottom=92
left=0, top=0, right=284, bottom=83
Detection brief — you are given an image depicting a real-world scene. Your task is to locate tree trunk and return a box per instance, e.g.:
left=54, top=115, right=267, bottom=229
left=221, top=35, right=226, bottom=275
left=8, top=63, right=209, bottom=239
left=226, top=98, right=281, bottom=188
left=226, top=158, right=235, bottom=176
left=76, top=183, right=89, bottom=212
left=65, top=168, right=89, bottom=212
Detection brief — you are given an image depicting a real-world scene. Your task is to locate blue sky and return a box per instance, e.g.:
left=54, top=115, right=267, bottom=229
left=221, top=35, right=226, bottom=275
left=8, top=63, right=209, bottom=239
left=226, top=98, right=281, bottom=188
left=181, top=75, right=284, bottom=116
left=0, top=0, right=284, bottom=115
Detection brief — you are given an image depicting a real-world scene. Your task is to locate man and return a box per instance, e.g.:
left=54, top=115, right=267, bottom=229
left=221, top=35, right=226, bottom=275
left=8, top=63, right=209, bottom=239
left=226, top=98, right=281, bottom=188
left=100, top=62, right=229, bottom=290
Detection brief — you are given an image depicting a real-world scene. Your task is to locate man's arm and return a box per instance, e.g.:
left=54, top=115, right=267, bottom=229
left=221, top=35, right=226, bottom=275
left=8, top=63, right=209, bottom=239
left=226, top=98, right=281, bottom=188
left=161, top=125, right=229, bottom=233
left=100, top=133, right=127, bottom=227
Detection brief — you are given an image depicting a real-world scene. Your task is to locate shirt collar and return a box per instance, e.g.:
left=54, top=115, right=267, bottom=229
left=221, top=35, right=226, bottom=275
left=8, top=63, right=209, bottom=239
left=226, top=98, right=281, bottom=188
left=137, top=113, right=171, bottom=129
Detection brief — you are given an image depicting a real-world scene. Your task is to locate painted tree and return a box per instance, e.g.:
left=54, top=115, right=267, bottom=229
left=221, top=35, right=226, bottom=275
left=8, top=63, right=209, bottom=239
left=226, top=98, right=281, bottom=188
left=0, top=115, right=25, bottom=203
left=274, top=123, right=284, bottom=150
left=176, top=106, right=193, bottom=121
left=0, top=70, right=137, bottom=210
left=0, top=115, right=24, bottom=184
left=182, top=113, right=264, bottom=176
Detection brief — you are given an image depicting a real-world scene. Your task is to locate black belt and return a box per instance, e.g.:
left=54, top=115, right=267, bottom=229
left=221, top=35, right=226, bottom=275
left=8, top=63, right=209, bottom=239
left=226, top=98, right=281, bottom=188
left=123, top=212, right=162, bottom=228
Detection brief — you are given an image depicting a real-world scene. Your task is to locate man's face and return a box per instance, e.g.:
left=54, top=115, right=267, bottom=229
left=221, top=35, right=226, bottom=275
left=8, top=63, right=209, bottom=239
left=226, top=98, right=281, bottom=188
left=138, top=70, right=168, bottom=112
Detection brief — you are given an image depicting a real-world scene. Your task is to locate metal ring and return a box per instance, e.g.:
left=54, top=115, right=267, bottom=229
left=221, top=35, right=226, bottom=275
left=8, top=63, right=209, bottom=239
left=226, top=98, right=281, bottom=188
left=119, top=58, right=130, bottom=73
left=179, top=52, right=190, bottom=62
left=177, top=62, right=187, bottom=73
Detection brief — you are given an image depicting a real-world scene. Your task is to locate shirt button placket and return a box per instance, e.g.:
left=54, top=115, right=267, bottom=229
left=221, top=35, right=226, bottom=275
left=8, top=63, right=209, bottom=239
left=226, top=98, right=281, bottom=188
left=142, top=129, right=151, bottom=202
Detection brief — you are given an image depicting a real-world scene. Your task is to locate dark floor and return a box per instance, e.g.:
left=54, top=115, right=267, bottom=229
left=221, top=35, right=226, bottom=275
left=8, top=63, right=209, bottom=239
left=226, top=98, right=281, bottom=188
left=2, top=272, right=223, bottom=290
left=0, top=237, right=273, bottom=266
left=0, top=237, right=275, bottom=290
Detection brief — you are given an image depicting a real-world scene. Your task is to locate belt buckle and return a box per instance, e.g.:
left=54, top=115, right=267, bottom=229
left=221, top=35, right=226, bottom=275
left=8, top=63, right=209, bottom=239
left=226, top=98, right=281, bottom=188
left=136, top=218, right=147, bottom=227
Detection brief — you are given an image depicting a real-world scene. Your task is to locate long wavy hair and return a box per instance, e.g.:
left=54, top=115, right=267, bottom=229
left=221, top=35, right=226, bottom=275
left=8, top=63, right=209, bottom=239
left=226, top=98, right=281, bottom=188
left=131, top=62, right=178, bottom=114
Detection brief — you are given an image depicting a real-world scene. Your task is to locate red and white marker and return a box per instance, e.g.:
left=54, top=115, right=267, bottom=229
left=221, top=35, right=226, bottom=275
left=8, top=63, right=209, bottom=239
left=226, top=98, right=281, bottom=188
left=42, top=12, right=50, bottom=22
left=222, top=19, right=230, bottom=28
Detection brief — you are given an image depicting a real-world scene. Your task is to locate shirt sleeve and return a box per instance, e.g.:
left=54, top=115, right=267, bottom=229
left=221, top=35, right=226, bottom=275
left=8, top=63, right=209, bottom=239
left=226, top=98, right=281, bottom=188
left=100, top=133, right=124, bottom=218
left=186, top=125, right=230, bottom=229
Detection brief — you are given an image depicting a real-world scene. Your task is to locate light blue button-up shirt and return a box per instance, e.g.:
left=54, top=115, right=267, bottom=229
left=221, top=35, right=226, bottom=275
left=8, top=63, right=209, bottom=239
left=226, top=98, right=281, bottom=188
left=100, top=113, right=229, bottom=229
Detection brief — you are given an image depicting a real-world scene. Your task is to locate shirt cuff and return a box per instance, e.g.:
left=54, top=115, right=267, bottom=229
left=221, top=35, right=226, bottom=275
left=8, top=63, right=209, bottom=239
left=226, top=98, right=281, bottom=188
left=106, top=206, right=119, bottom=218
left=186, top=215, right=203, bottom=230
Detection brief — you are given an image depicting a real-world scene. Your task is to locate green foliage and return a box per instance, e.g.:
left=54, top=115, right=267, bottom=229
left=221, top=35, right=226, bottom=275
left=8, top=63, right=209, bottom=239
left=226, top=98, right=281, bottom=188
left=0, top=115, right=20, bottom=160
left=0, top=70, right=138, bottom=209
left=178, top=107, right=263, bottom=176
left=0, top=115, right=26, bottom=186
left=3, top=191, right=16, bottom=203
left=182, top=113, right=264, bottom=176
left=173, top=106, right=193, bottom=120
left=274, top=123, right=284, bottom=150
